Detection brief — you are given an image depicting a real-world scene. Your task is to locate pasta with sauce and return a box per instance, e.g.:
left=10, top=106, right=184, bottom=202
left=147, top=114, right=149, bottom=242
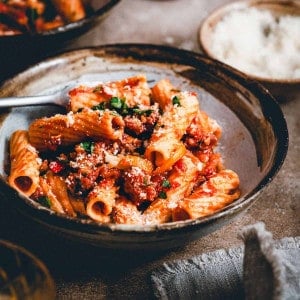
left=0, top=0, right=87, bottom=36
left=7, top=74, right=240, bottom=225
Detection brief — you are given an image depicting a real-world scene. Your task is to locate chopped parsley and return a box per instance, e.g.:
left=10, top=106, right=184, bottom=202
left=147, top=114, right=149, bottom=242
left=110, top=97, right=129, bottom=114
left=172, top=96, right=181, bottom=106
left=92, top=102, right=106, bottom=111
left=92, top=97, right=154, bottom=116
left=110, top=97, right=123, bottom=109
left=92, top=97, right=128, bottom=114
left=158, top=191, right=167, bottom=199
left=80, top=141, right=94, bottom=154
left=132, top=108, right=153, bottom=116
left=37, top=196, right=51, bottom=208
left=162, top=179, right=171, bottom=188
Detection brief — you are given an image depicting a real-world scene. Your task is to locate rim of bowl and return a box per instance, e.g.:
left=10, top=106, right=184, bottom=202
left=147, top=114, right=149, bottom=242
left=0, top=43, right=289, bottom=234
left=198, top=0, right=300, bottom=85
left=0, top=0, right=121, bottom=39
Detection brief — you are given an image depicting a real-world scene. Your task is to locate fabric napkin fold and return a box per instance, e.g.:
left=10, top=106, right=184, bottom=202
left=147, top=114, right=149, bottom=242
left=150, top=223, right=300, bottom=300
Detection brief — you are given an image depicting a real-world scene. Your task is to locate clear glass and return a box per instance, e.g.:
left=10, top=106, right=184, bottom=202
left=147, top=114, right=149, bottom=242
left=0, top=240, right=55, bottom=300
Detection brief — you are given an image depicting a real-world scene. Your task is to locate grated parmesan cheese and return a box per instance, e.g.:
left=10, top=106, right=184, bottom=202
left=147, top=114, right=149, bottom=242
left=26, top=144, right=38, bottom=153
left=104, top=150, right=121, bottom=167
left=209, top=7, right=300, bottom=79
left=66, top=112, right=75, bottom=127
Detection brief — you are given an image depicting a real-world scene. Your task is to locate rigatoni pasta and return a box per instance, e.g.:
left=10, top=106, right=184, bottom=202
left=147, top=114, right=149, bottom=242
left=8, top=130, right=41, bottom=197
left=144, top=88, right=199, bottom=174
left=7, top=74, right=240, bottom=225
left=0, top=0, right=87, bottom=35
left=142, top=152, right=200, bottom=224
left=68, top=74, right=151, bottom=113
left=50, top=0, right=86, bottom=22
left=28, top=109, right=125, bottom=151
left=86, top=179, right=117, bottom=223
left=39, top=171, right=76, bottom=217
left=173, top=170, right=240, bottom=220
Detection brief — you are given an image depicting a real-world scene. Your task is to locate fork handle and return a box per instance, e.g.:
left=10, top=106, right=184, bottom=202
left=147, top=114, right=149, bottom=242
left=0, top=94, right=57, bottom=108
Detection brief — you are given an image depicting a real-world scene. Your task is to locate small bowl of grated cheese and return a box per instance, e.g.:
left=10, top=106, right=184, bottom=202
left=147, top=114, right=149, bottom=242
left=199, top=0, right=300, bottom=101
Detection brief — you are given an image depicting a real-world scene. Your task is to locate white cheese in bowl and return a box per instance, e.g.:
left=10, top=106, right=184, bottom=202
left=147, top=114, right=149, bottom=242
left=209, top=7, right=300, bottom=80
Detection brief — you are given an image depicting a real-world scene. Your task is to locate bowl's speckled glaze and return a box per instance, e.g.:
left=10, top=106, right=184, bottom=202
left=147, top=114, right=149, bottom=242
left=0, top=44, right=288, bottom=250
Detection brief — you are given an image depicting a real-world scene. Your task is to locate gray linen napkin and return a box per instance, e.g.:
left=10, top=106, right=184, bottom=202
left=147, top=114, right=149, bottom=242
left=150, top=223, right=300, bottom=300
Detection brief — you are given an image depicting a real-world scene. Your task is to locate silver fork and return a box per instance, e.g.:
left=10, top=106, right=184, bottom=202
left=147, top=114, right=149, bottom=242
left=0, top=81, right=99, bottom=108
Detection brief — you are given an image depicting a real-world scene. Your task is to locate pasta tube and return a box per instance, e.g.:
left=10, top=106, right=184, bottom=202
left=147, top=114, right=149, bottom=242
left=50, top=0, right=86, bottom=22
left=173, top=169, right=240, bottom=220
left=68, top=74, right=151, bottom=112
left=40, top=171, right=76, bottom=217
left=28, top=110, right=125, bottom=151
left=8, top=130, right=41, bottom=197
left=117, top=155, right=153, bottom=174
left=69, top=196, right=86, bottom=215
left=143, top=152, right=200, bottom=224
left=192, top=110, right=222, bottom=140
left=145, top=90, right=199, bottom=173
left=39, top=176, right=64, bottom=214
left=151, top=78, right=179, bottom=109
left=112, top=197, right=143, bottom=225
left=86, top=179, right=117, bottom=223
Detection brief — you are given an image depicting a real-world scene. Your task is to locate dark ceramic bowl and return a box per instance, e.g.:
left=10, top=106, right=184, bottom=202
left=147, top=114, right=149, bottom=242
left=0, top=0, right=120, bottom=82
left=0, top=44, right=288, bottom=251
left=198, top=0, right=300, bottom=102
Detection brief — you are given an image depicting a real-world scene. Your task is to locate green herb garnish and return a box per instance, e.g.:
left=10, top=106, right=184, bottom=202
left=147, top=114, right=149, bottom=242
left=80, top=141, right=94, bottom=154
left=172, top=96, right=181, bottom=106
left=109, top=97, right=129, bottom=114
left=92, top=102, right=106, bottom=111
left=162, top=179, right=171, bottom=188
left=93, top=85, right=103, bottom=93
left=93, top=97, right=154, bottom=116
left=37, top=196, right=51, bottom=208
left=132, top=108, right=153, bottom=116
left=110, top=97, right=123, bottom=109
left=158, top=191, right=167, bottom=199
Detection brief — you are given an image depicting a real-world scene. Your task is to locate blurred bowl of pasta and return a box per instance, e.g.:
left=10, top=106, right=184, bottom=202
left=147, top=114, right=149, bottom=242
left=0, top=240, right=55, bottom=299
left=198, top=0, right=300, bottom=102
left=0, top=44, right=288, bottom=251
left=0, top=0, right=121, bottom=82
